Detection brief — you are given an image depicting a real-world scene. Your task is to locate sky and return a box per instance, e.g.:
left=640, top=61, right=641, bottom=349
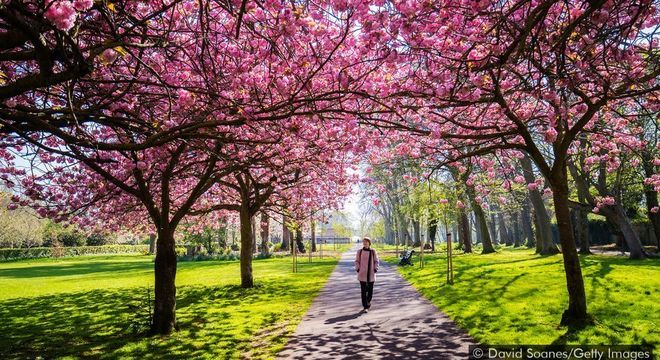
left=340, top=186, right=363, bottom=230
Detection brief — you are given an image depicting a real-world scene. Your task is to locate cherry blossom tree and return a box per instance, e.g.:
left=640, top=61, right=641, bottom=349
left=1, top=0, right=389, bottom=335
left=358, top=0, right=659, bottom=325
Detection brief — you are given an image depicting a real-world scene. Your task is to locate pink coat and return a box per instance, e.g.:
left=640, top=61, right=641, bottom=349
left=355, top=248, right=379, bottom=282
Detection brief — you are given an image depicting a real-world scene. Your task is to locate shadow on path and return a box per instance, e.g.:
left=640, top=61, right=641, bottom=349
left=278, top=245, right=475, bottom=359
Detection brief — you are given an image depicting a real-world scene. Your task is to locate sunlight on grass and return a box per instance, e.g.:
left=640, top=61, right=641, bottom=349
left=384, top=248, right=659, bottom=350
left=0, top=254, right=339, bottom=359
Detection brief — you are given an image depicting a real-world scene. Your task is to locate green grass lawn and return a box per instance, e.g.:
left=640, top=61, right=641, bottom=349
left=0, top=254, right=340, bottom=359
left=385, top=247, right=659, bottom=350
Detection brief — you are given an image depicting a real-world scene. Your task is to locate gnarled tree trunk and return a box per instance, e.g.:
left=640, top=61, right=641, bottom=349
left=469, top=194, right=495, bottom=253
left=521, top=155, right=559, bottom=254
left=295, top=227, right=305, bottom=253
left=512, top=212, right=522, bottom=247
left=459, top=209, right=472, bottom=253
left=239, top=205, right=254, bottom=288
left=599, top=204, right=645, bottom=259
left=642, top=156, right=660, bottom=249
left=149, top=233, right=156, bottom=254
left=550, top=167, right=588, bottom=325
left=412, top=219, right=421, bottom=247
left=311, top=221, right=317, bottom=252
left=281, top=215, right=290, bottom=251
left=251, top=214, right=257, bottom=254
left=488, top=205, right=499, bottom=245
left=152, top=227, right=177, bottom=334
left=497, top=211, right=512, bottom=246
left=521, top=200, right=535, bottom=248
left=260, top=212, right=270, bottom=256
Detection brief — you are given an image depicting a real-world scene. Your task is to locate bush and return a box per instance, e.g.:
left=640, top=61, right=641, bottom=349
left=86, top=232, right=116, bottom=246
left=60, top=232, right=86, bottom=247
left=42, top=221, right=85, bottom=247
left=177, top=253, right=239, bottom=262
left=0, top=245, right=151, bottom=261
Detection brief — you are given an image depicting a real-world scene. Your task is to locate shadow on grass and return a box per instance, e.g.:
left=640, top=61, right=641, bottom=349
left=391, top=249, right=660, bottom=348
left=0, top=280, right=305, bottom=359
left=0, top=261, right=153, bottom=279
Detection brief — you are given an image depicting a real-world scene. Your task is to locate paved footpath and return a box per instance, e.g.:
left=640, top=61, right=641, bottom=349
left=278, top=245, right=475, bottom=359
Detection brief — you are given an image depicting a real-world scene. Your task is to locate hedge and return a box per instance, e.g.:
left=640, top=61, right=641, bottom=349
left=0, top=245, right=151, bottom=261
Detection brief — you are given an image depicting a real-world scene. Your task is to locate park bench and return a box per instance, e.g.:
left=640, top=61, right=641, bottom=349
left=398, top=249, right=415, bottom=266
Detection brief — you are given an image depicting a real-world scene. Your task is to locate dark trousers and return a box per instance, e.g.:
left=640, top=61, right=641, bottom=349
left=360, top=281, right=374, bottom=308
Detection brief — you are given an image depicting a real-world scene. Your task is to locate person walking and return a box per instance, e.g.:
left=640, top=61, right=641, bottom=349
left=355, top=237, right=379, bottom=312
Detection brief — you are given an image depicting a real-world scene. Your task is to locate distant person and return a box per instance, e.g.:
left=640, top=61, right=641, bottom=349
left=355, top=237, right=379, bottom=312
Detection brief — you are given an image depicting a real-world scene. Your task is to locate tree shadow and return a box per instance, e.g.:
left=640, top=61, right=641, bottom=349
left=279, top=254, right=475, bottom=359
left=0, top=273, right=322, bottom=359
left=0, top=260, right=153, bottom=279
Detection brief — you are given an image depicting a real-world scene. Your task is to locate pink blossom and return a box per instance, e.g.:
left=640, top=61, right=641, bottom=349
left=73, top=0, right=93, bottom=11
left=177, top=89, right=194, bottom=107
left=601, top=196, right=616, bottom=206
left=438, top=198, right=449, bottom=204
left=651, top=207, right=659, bottom=214
left=544, top=127, right=558, bottom=143
left=45, top=1, right=77, bottom=31
left=527, top=183, right=539, bottom=191
left=456, top=200, right=465, bottom=209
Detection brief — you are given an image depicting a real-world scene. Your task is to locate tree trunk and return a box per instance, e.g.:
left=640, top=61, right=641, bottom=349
left=152, top=228, right=177, bottom=334
left=474, top=212, right=482, bottom=244
left=521, top=155, right=559, bottom=254
left=550, top=170, right=588, bottom=325
left=600, top=204, right=646, bottom=259
left=311, top=221, right=317, bottom=252
left=512, top=212, right=522, bottom=247
left=642, top=158, right=660, bottom=249
left=148, top=233, right=156, bottom=254
left=239, top=206, right=254, bottom=288
left=295, top=228, right=305, bottom=253
left=521, top=200, right=535, bottom=248
left=574, top=207, right=591, bottom=255
left=455, top=212, right=463, bottom=250
left=498, top=211, right=512, bottom=246
left=473, top=201, right=495, bottom=253
left=383, top=212, right=395, bottom=245
left=260, top=212, right=270, bottom=256
left=251, top=215, right=257, bottom=254
left=412, top=219, right=421, bottom=247
left=567, top=161, right=592, bottom=255
left=533, top=209, right=542, bottom=253
left=488, top=205, right=499, bottom=245
left=281, top=215, right=290, bottom=251
left=396, top=211, right=411, bottom=247
left=460, top=210, right=472, bottom=253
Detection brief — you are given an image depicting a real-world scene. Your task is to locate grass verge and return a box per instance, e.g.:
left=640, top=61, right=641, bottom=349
left=384, top=247, right=659, bottom=350
left=0, top=253, right=340, bottom=359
